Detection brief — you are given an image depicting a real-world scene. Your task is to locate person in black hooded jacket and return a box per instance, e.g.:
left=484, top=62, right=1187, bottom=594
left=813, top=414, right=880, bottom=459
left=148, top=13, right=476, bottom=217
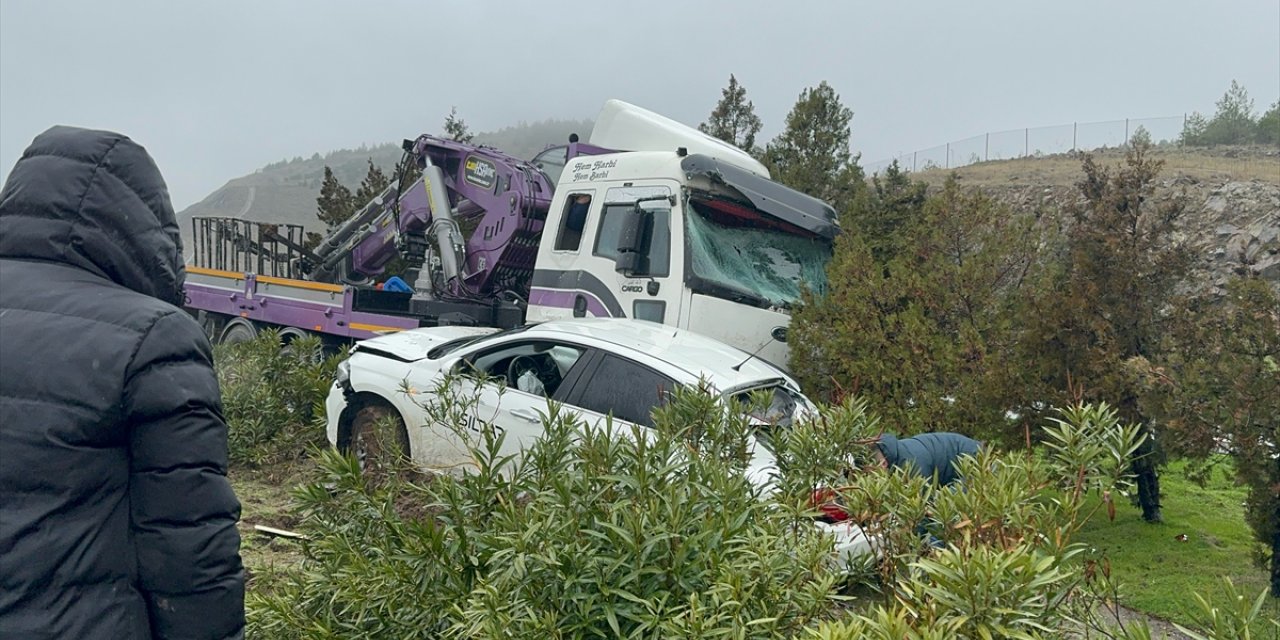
left=0, top=126, right=245, bottom=639
left=873, top=432, right=983, bottom=487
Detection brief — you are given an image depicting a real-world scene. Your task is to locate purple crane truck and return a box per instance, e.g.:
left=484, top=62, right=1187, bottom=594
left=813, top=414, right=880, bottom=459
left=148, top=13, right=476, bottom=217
left=183, top=100, right=839, bottom=370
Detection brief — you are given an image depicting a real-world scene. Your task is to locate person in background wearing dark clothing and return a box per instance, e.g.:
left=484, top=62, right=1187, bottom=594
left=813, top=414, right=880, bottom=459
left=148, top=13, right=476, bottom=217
left=874, top=432, right=983, bottom=487
left=0, top=126, right=245, bottom=639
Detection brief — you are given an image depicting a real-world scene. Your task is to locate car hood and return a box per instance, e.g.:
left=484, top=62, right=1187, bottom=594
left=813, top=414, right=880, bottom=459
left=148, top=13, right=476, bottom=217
left=353, top=326, right=498, bottom=362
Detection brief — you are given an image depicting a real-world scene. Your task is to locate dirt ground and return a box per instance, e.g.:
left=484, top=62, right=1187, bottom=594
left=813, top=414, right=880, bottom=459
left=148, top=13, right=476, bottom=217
left=229, top=462, right=309, bottom=593
left=907, top=145, right=1280, bottom=188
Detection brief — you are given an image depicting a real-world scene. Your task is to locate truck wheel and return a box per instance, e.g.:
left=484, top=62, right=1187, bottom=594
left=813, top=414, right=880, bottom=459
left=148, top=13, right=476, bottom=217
left=350, top=400, right=410, bottom=475
left=220, top=320, right=257, bottom=345
left=278, top=328, right=317, bottom=360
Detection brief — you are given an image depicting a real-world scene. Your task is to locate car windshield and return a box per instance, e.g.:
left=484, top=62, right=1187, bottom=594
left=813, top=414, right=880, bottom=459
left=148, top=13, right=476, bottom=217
left=685, top=198, right=832, bottom=308
left=728, top=382, right=811, bottom=452
left=426, top=324, right=531, bottom=359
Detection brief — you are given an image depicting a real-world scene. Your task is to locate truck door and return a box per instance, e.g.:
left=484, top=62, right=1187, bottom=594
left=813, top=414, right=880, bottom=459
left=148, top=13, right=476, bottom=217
left=529, top=183, right=682, bottom=326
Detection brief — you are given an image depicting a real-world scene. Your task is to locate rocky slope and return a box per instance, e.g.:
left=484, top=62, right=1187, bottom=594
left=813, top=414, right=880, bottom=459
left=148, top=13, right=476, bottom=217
left=914, top=146, right=1280, bottom=297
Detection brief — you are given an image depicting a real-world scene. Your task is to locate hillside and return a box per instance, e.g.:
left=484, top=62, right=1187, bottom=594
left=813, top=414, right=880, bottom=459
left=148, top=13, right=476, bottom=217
left=176, top=118, right=593, bottom=247
left=907, top=145, right=1280, bottom=296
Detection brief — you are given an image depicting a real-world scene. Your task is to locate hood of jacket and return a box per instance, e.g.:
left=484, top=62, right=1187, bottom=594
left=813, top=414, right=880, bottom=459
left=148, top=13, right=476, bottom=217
left=875, top=433, right=902, bottom=466
left=0, top=126, right=184, bottom=305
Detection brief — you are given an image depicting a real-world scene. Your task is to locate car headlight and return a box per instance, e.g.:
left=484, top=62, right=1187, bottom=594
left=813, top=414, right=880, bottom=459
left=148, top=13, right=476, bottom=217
left=335, top=359, right=351, bottom=387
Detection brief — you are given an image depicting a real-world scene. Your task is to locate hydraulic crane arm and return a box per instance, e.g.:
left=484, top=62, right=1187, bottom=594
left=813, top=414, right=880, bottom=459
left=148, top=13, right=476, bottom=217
left=306, top=135, right=559, bottom=300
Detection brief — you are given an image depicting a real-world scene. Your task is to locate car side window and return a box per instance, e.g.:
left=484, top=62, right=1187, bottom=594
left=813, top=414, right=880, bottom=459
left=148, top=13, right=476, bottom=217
left=457, top=340, right=585, bottom=398
left=571, top=354, right=675, bottom=428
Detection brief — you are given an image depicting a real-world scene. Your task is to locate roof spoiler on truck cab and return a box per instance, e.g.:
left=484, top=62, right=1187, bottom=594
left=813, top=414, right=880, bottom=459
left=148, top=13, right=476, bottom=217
left=680, top=155, right=840, bottom=241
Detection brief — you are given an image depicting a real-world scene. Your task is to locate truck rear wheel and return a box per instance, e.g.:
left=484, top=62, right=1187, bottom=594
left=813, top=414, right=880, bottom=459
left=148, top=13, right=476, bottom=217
left=349, top=400, right=410, bottom=475
left=219, top=320, right=258, bottom=345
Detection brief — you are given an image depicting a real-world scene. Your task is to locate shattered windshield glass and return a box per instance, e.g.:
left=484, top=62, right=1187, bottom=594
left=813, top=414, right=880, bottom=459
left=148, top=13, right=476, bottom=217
left=685, top=199, right=832, bottom=308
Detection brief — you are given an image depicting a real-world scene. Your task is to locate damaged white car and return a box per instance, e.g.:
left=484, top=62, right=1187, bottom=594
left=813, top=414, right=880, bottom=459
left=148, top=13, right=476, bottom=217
left=325, top=317, right=872, bottom=563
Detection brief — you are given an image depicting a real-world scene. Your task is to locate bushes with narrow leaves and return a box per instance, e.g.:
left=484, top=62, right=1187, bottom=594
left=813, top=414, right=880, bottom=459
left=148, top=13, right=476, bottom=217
left=214, top=330, right=341, bottom=466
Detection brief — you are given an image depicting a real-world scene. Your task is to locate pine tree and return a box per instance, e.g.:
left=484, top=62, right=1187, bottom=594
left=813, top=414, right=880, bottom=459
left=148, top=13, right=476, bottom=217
left=791, top=177, right=1039, bottom=441
left=1206, top=80, right=1257, bottom=144
left=1132, top=276, right=1280, bottom=594
left=1019, top=140, right=1193, bottom=522
left=843, top=161, right=928, bottom=263
left=765, top=81, right=862, bottom=212
left=1183, top=80, right=1262, bottom=146
left=444, top=106, right=474, bottom=143
left=1255, top=100, right=1279, bottom=145
left=699, top=74, right=764, bottom=153
left=316, top=165, right=356, bottom=232
left=354, top=158, right=390, bottom=207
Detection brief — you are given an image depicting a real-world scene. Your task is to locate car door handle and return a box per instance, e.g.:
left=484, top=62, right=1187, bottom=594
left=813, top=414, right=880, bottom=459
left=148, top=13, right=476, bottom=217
left=510, top=408, right=541, bottom=423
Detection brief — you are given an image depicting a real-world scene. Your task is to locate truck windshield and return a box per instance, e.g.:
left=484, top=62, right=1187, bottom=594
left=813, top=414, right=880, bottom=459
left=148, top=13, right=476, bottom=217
left=685, top=199, right=831, bottom=308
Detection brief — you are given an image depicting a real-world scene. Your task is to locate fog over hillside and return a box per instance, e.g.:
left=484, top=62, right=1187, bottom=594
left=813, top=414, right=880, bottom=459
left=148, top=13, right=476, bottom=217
left=177, top=118, right=592, bottom=246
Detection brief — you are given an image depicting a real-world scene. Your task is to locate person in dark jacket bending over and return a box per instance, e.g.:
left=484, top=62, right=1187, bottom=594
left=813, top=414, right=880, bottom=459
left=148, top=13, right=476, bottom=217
left=873, top=432, right=983, bottom=487
left=0, top=127, right=245, bottom=639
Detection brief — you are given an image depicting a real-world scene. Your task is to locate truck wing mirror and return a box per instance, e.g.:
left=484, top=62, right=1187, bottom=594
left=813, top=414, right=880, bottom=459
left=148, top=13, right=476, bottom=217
left=615, top=207, right=651, bottom=277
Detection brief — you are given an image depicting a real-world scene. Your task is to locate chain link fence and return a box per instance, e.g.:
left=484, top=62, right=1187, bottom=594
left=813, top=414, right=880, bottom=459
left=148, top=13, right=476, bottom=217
left=867, top=116, right=1190, bottom=174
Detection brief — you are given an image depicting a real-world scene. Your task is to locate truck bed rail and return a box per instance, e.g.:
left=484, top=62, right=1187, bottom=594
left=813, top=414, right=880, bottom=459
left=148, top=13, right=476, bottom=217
left=191, top=217, right=310, bottom=279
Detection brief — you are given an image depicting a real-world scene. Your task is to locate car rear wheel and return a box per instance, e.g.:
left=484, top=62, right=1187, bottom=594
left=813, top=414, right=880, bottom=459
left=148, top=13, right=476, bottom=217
left=349, top=400, right=410, bottom=475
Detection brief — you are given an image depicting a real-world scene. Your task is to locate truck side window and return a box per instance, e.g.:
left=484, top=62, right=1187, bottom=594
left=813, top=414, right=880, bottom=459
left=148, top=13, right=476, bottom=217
left=554, top=193, right=593, bottom=251
left=571, top=355, right=675, bottom=428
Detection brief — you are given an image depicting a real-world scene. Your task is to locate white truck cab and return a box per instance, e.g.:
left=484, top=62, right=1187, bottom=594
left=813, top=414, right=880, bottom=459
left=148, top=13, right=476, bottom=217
left=526, top=100, right=838, bottom=370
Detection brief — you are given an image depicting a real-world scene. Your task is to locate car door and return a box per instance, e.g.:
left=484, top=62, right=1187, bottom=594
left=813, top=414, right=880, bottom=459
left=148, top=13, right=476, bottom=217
left=454, top=338, right=591, bottom=460
left=561, top=352, right=678, bottom=433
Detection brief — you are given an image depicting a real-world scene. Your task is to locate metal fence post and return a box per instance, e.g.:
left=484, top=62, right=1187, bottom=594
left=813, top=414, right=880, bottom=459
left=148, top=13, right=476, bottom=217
left=1024, top=128, right=1029, bottom=157
left=913, top=151, right=917, bottom=172
left=1073, top=122, right=1077, bottom=152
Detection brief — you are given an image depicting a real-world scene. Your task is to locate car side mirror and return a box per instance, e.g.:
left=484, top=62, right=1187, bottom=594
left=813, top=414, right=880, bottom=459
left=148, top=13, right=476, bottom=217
left=615, top=207, right=652, bottom=277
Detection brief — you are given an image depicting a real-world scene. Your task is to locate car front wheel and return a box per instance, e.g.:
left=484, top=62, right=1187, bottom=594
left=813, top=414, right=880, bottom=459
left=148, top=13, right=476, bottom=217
left=349, top=399, right=410, bottom=475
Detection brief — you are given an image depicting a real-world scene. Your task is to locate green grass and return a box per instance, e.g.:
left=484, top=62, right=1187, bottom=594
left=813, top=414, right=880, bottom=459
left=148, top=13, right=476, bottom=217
left=1075, top=459, right=1278, bottom=633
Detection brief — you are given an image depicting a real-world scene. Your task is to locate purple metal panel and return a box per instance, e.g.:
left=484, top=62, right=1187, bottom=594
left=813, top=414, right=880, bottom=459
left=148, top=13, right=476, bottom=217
left=184, top=280, right=418, bottom=341
left=528, top=287, right=614, bottom=318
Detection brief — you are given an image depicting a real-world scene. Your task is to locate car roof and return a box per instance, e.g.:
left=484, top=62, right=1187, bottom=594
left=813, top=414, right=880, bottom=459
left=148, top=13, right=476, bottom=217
left=516, top=318, right=792, bottom=390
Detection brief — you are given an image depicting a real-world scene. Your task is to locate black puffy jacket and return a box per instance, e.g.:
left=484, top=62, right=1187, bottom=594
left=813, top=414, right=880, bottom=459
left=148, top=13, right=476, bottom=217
left=0, top=127, right=244, bottom=639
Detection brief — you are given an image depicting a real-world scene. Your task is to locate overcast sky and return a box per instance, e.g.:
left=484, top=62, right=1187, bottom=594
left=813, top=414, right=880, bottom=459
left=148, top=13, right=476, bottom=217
left=2, top=0, right=1277, bottom=210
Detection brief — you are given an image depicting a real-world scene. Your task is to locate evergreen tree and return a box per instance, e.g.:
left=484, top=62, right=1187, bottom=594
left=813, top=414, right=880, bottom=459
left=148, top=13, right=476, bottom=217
left=1018, top=140, right=1193, bottom=522
left=444, top=106, right=474, bottom=144
left=1133, top=275, right=1280, bottom=594
left=844, top=162, right=928, bottom=263
left=699, top=74, right=764, bottom=153
left=1256, top=101, right=1280, bottom=145
left=765, top=81, right=862, bottom=212
left=791, top=176, right=1040, bottom=442
left=1128, top=125, right=1153, bottom=148
left=316, top=165, right=356, bottom=232
left=1205, top=80, right=1258, bottom=144
left=1179, top=112, right=1209, bottom=146
left=355, top=158, right=390, bottom=207
left=1182, top=80, right=1261, bottom=146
